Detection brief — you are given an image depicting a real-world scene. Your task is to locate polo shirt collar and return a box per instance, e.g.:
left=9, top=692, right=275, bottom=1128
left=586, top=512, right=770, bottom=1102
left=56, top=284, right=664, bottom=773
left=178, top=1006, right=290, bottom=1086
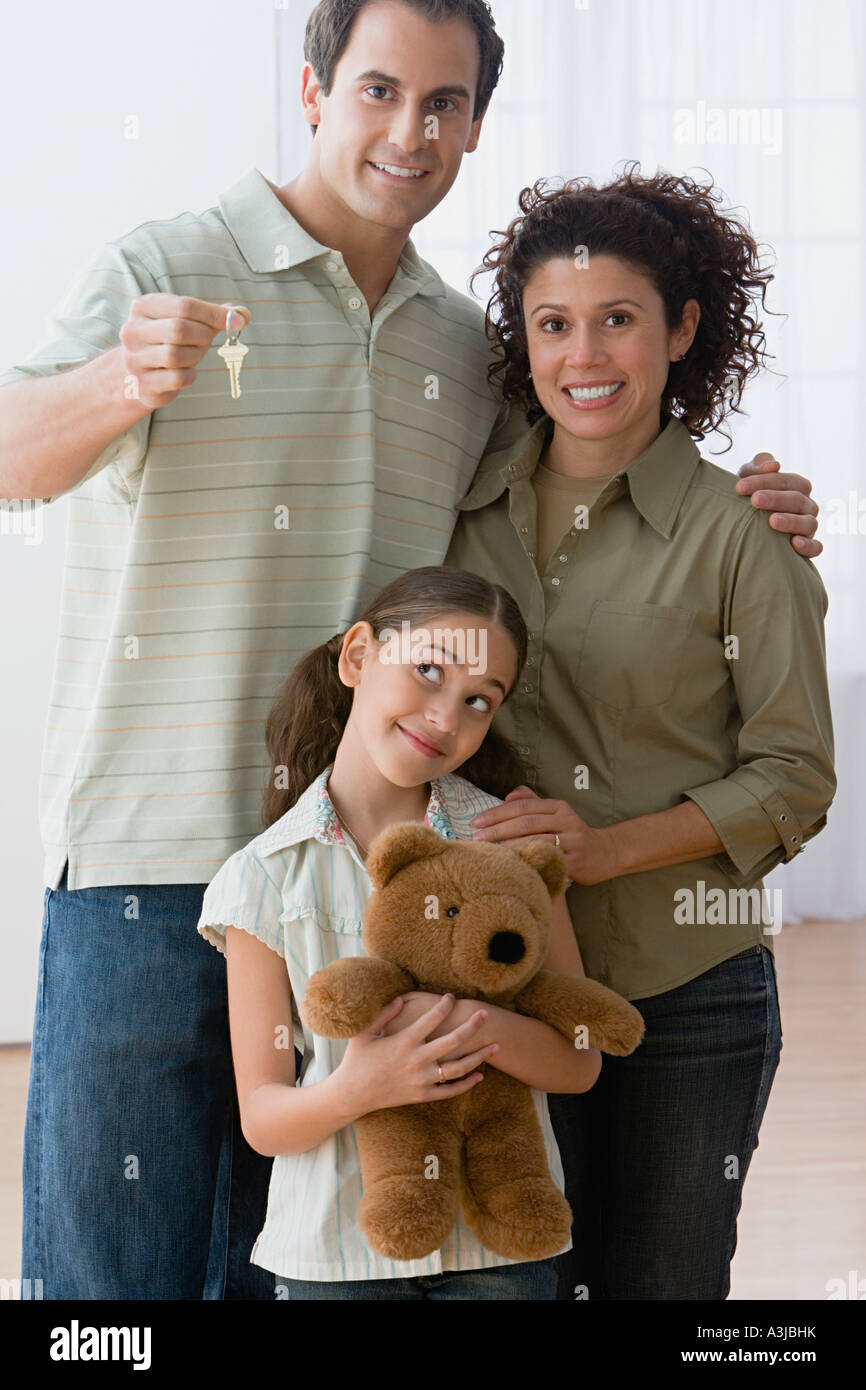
left=258, top=762, right=457, bottom=857
left=456, top=410, right=702, bottom=539
left=218, top=166, right=446, bottom=296
left=398, top=237, right=448, bottom=297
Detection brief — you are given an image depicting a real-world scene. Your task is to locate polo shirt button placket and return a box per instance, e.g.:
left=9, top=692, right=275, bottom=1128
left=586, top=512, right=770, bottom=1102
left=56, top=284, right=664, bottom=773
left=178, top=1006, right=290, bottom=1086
left=369, top=293, right=394, bottom=376
left=369, top=296, right=392, bottom=379
left=345, top=291, right=370, bottom=357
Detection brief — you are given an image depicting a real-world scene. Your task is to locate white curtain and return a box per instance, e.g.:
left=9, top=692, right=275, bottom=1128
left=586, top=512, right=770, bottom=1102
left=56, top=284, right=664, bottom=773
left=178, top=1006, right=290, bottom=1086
left=278, top=0, right=866, bottom=917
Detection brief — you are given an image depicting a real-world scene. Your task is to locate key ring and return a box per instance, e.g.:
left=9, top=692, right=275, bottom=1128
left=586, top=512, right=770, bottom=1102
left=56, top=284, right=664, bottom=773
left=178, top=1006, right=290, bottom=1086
left=224, top=305, right=246, bottom=341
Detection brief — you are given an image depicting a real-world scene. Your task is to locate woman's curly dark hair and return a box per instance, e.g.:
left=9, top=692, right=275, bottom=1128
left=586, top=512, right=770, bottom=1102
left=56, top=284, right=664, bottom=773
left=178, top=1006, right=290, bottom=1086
left=469, top=161, right=783, bottom=449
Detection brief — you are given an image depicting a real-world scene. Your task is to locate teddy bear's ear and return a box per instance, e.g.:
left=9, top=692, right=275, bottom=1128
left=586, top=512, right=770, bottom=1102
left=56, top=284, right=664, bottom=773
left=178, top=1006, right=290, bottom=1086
left=364, top=822, right=449, bottom=891
left=510, top=839, right=568, bottom=901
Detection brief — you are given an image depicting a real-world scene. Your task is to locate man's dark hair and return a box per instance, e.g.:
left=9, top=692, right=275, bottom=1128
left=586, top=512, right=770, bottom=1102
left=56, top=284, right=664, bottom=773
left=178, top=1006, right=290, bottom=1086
left=304, top=0, right=505, bottom=127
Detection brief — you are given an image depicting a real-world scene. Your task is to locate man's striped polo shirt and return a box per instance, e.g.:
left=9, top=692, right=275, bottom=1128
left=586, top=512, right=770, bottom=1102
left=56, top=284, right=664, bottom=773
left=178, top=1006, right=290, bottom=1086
left=0, top=166, right=519, bottom=889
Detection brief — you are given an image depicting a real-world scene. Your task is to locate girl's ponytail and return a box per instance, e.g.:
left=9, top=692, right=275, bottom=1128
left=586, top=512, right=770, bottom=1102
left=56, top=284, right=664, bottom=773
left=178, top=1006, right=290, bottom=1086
left=260, top=566, right=531, bottom=828
left=262, top=631, right=352, bottom=828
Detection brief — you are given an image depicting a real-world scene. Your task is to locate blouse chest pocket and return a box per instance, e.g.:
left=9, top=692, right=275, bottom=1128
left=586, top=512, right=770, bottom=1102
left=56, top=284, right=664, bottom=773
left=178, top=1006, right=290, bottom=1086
left=575, top=601, right=694, bottom=710
left=278, top=904, right=363, bottom=938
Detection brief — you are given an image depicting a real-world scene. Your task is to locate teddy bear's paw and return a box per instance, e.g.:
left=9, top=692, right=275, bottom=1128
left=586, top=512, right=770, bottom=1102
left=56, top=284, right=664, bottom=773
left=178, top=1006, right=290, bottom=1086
left=464, top=1178, right=572, bottom=1261
left=585, top=1004, right=645, bottom=1057
left=568, top=984, right=645, bottom=1056
left=360, top=1177, right=459, bottom=1262
left=301, top=979, right=374, bottom=1039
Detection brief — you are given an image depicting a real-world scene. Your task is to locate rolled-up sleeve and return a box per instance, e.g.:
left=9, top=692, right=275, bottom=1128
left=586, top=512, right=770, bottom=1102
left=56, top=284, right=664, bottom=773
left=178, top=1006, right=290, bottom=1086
left=682, top=511, right=836, bottom=885
left=0, top=239, right=158, bottom=508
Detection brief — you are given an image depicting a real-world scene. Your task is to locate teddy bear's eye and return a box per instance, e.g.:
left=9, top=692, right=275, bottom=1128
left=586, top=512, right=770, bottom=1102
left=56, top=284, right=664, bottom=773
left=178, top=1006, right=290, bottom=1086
left=445, top=906, right=460, bottom=918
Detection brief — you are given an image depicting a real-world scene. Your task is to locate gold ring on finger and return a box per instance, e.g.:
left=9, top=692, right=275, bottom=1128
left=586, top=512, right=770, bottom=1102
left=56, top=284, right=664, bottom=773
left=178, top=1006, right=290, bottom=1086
left=437, top=1063, right=445, bottom=1084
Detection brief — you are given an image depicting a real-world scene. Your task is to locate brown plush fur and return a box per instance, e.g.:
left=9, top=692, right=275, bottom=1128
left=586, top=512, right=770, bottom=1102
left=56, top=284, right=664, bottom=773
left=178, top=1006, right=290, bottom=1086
left=301, top=823, right=644, bottom=1262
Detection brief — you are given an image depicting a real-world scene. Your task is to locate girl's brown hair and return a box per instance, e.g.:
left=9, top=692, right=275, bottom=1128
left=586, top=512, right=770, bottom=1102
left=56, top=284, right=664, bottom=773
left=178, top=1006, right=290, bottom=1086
left=470, top=161, right=781, bottom=449
left=262, top=566, right=529, bottom=828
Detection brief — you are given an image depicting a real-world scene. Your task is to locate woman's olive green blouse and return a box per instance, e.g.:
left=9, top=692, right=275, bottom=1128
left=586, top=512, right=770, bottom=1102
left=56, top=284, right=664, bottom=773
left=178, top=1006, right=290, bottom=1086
left=443, top=413, right=836, bottom=1000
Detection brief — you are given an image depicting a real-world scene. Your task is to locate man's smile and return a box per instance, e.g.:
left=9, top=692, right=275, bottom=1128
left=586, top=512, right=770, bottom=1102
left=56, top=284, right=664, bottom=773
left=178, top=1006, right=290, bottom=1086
left=368, top=160, right=431, bottom=182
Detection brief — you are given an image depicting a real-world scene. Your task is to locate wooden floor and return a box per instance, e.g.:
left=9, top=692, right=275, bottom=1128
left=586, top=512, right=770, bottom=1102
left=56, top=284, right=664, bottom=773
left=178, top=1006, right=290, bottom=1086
left=0, top=919, right=863, bottom=1299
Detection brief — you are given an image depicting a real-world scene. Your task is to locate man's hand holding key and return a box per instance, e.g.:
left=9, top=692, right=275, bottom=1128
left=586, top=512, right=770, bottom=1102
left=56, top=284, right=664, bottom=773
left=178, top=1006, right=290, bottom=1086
left=118, top=295, right=251, bottom=410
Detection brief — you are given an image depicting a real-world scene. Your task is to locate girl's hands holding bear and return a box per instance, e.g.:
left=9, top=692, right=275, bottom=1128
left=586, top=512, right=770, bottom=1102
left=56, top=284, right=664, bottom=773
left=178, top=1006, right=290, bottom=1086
left=332, top=993, right=499, bottom=1118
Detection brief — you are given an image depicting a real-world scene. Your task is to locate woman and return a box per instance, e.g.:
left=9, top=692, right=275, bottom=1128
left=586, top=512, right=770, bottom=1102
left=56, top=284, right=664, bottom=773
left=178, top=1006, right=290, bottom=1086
left=429, top=164, right=836, bottom=1299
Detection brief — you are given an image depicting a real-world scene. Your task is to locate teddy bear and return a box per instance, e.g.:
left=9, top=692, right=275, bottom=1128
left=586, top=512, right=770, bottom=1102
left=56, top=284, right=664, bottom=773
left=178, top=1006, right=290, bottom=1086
left=300, top=822, right=644, bottom=1263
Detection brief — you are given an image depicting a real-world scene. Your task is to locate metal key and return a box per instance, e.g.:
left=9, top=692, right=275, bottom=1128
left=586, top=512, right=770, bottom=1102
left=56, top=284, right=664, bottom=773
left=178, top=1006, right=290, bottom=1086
left=217, top=307, right=249, bottom=399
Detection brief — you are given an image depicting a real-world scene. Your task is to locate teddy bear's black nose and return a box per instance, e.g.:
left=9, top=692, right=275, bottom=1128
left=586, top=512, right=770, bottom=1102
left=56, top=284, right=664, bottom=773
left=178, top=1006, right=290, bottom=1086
left=487, top=931, right=526, bottom=964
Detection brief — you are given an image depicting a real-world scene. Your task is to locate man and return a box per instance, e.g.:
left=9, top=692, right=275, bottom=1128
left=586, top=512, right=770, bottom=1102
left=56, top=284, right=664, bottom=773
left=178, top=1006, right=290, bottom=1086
left=0, top=0, right=820, bottom=1299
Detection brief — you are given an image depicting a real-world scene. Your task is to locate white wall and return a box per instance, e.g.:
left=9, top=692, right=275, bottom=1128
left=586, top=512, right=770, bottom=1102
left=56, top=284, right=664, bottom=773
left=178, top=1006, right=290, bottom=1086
left=0, top=0, right=279, bottom=1042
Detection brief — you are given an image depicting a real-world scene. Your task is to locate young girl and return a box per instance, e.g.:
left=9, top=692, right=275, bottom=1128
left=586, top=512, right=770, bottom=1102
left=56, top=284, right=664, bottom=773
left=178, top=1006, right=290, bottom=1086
left=196, top=565, right=601, bottom=1300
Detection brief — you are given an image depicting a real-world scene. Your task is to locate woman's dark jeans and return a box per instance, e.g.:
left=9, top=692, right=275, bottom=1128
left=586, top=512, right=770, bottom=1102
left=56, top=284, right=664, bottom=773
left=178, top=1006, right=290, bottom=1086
left=548, top=944, right=782, bottom=1300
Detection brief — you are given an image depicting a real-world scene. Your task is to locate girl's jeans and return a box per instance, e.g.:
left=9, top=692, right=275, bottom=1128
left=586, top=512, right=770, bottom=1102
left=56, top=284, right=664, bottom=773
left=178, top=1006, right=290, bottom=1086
left=21, top=866, right=276, bottom=1299
left=275, top=1258, right=558, bottom=1299
left=548, top=944, right=783, bottom=1300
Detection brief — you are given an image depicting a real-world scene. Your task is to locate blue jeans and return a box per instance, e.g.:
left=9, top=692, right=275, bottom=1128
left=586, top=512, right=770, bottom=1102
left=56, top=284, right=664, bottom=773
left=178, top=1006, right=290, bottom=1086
left=275, top=1257, right=558, bottom=1300
left=21, top=865, right=276, bottom=1299
left=548, top=944, right=782, bottom=1300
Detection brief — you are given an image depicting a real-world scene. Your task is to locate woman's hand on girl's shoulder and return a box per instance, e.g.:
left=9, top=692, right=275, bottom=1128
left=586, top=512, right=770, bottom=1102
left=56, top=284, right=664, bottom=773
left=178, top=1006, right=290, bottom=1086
left=471, top=786, right=618, bottom=885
